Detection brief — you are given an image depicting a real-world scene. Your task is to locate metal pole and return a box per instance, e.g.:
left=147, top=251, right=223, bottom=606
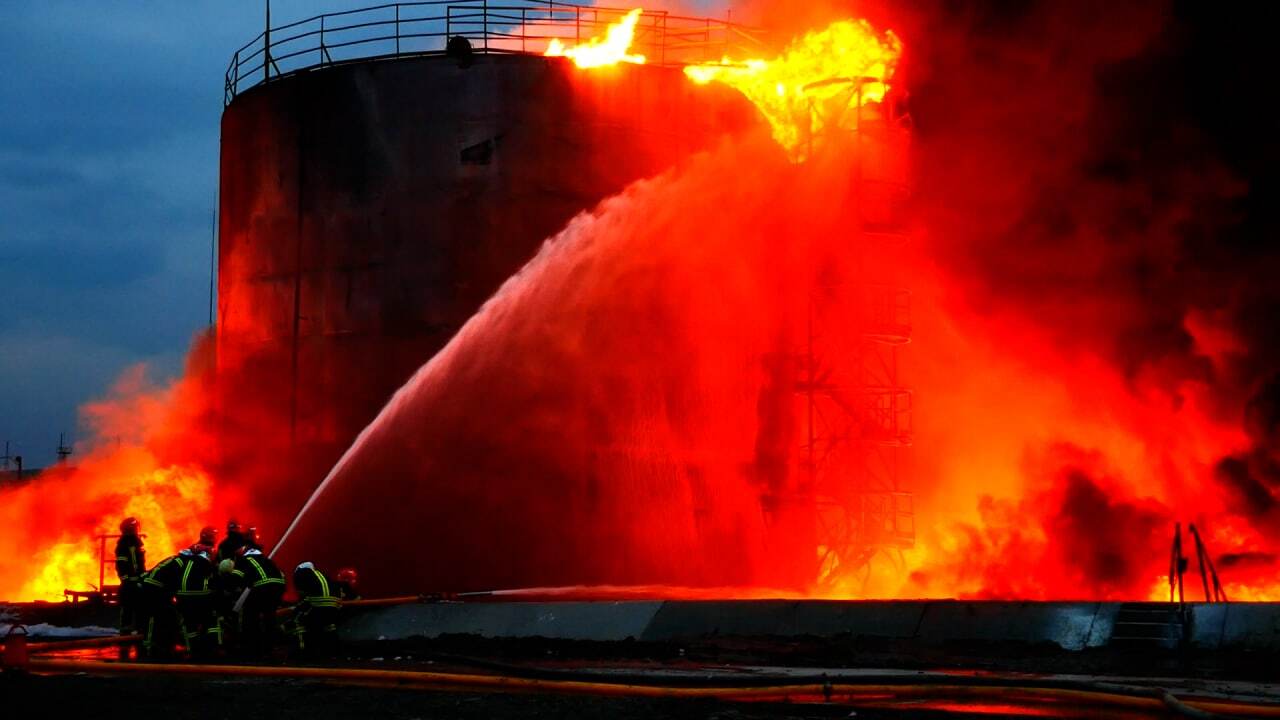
left=1190, top=525, right=1212, bottom=602
left=483, top=0, right=488, bottom=52
left=395, top=5, right=400, bottom=55
left=264, top=0, right=271, bottom=84
left=208, top=201, right=217, bottom=327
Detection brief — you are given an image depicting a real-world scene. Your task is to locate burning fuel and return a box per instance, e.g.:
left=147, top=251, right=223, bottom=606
left=545, top=8, right=647, bottom=68
left=685, top=19, right=903, bottom=160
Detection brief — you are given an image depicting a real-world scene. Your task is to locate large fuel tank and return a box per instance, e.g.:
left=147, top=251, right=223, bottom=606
left=216, top=54, right=758, bottom=528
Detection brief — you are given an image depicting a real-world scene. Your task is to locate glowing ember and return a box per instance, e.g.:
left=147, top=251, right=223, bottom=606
left=545, top=8, right=646, bottom=68
left=685, top=19, right=903, bottom=160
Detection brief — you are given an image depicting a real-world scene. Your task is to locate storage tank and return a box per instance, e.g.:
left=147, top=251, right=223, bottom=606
left=216, top=21, right=760, bottom=530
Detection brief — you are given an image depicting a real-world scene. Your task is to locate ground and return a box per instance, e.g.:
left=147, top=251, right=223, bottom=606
left=3, top=673, right=998, bottom=720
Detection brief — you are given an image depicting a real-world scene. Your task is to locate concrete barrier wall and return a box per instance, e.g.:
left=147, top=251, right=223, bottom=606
left=340, top=600, right=1280, bottom=652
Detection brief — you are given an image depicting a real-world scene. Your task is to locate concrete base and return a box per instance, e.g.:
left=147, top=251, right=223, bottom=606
left=341, top=600, right=1280, bottom=652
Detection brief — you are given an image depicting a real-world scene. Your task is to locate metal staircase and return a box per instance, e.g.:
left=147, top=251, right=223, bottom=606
left=1109, top=602, right=1186, bottom=650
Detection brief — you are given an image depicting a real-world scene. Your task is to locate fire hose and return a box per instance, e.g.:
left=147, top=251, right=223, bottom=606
left=9, top=655, right=1279, bottom=718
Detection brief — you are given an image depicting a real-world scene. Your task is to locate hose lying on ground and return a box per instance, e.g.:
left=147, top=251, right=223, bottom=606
left=19, top=658, right=1280, bottom=719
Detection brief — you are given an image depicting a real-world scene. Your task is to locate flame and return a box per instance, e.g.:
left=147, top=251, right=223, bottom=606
left=0, top=365, right=225, bottom=602
left=545, top=8, right=646, bottom=68
left=9, top=463, right=214, bottom=601
left=685, top=20, right=903, bottom=160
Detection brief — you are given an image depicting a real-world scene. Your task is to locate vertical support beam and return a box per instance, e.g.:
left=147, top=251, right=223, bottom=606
left=208, top=201, right=217, bottom=327
left=264, top=0, right=271, bottom=84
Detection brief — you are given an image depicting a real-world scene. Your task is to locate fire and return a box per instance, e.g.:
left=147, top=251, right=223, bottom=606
left=685, top=20, right=902, bottom=160
left=0, top=364, right=226, bottom=602
left=7, top=462, right=214, bottom=601
left=545, top=8, right=646, bottom=68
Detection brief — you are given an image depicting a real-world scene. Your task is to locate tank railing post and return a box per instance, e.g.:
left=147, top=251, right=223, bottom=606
left=264, top=0, right=271, bottom=84
left=576, top=6, right=580, bottom=43
left=521, top=7, right=526, bottom=54
left=446, top=5, right=451, bottom=43
left=395, top=4, right=400, bottom=56
left=704, top=17, right=711, bottom=63
left=483, top=0, right=488, bottom=53
left=320, top=15, right=325, bottom=66
left=232, top=50, right=240, bottom=98
left=660, top=13, right=666, bottom=66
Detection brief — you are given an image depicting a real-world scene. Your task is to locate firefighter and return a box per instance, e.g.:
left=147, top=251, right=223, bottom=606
left=114, top=517, right=146, bottom=651
left=219, top=547, right=286, bottom=658
left=175, top=544, right=220, bottom=659
left=244, top=525, right=264, bottom=552
left=198, top=525, right=217, bottom=548
left=334, top=567, right=361, bottom=601
left=217, top=519, right=246, bottom=562
left=290, top=562, right=341, bottom=659
left=139, top=550, right=188, bottom=659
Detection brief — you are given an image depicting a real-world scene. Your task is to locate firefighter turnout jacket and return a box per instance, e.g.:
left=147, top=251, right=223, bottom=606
left=142, top=554, right=187, bottom=595
left=294, top=564, right=340, bottom=608
left=115, top=534, right=146, bottom=583
left=226, top=550, right=286, bottom=591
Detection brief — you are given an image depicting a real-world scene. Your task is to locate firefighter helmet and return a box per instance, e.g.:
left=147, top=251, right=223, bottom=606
left=119, top=517, right=140, bottom=535
left=217, top=559, right=236, bottom=575
left=227, top=518, right=241, bottom=534
left=199, top=526, right=217, bottom=545
left=336, top=568, right=358, bottom=586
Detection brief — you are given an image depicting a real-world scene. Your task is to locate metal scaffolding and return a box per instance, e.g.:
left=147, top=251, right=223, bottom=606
left=793, top=82, right=915, bottom=588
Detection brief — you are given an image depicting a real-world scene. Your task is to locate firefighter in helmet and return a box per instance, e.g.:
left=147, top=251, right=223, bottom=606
left=217, top=519, right=246, bottom=562
left=244, top=525, right=264, bottom=552
left=138, top=550, right=188, bottom=659
left=334, top=567, right=361, bottom=602
left=175, top=544, right=220, bottom=659
left=114, top=517, right=146, bottom=655
left=219, top=546, right=286, bottom=658
left=289, top=562, right=341, bottom=659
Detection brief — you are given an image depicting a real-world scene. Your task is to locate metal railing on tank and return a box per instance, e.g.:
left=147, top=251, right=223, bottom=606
left=225, top=1, right=766, bottom=105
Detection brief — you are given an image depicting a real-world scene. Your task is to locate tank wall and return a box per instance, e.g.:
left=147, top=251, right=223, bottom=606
left=216, top=54, right=759, bottom=523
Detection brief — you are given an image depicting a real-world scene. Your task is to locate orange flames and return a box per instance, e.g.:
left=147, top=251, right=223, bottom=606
left=685, top=19, right=903, bottom=160
left=545, top=8, right=646, bottom=68
left=0, top=360, right=232, bottom=602
left=5, top=8, right=1279, bottom=605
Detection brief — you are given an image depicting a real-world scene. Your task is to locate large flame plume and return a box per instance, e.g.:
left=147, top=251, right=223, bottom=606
left=685, top=19, right=902, bottom=160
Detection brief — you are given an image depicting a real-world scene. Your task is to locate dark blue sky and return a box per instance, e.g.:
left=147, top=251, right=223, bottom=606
left=0, top=1, right=417, bottom=466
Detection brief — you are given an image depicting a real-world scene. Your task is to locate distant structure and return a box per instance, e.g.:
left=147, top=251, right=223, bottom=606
left=56, top=432, right=73, bottom=463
